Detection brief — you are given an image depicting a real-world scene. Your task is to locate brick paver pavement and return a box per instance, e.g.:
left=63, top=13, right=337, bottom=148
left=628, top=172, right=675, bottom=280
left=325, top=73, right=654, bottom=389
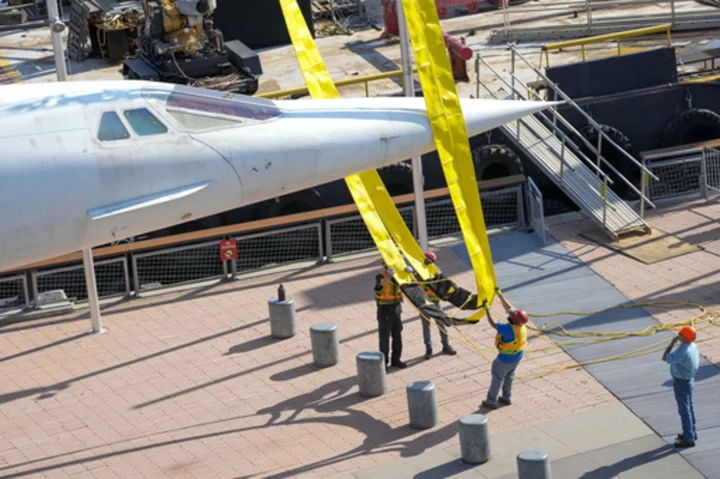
left=0, top=240, right=615, bottom=478
left=550, top=199, right=720, bottom=365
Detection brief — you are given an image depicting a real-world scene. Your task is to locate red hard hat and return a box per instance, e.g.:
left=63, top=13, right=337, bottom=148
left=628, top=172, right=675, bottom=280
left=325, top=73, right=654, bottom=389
left=511, top=309, right=529, bottom=325
left=679, top=326, right=696, bottom=342
left=424, top=251, right=437, bottom=263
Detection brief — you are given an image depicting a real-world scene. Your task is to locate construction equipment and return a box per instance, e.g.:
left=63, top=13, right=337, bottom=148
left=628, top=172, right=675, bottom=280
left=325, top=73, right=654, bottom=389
left=121, top=0, right=259, bottom=94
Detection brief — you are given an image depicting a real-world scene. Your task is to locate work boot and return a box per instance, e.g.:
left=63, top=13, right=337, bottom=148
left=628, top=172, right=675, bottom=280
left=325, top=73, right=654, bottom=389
left=499, top=397, right=512, bottom=406
left=674, top=439, right=695, bottom=448
left=424, top=347, right=433, bottom=360
left=676, top=433, right=698, bottom=441
left=480, top=400, right=498, bottom=410
left=391, top=359, right=408, bottom=369
left=442, top=344, right=457, bottom=356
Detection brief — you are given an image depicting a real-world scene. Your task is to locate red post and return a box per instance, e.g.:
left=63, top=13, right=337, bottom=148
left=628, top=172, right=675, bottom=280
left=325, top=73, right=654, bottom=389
left=381, top=0, right=399, bottom=36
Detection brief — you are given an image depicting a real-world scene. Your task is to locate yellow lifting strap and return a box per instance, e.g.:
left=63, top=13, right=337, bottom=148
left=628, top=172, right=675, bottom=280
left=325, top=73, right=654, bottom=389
left=277, top=0, right=438, bottom=284
left=400, top=0, right=497, bottom=309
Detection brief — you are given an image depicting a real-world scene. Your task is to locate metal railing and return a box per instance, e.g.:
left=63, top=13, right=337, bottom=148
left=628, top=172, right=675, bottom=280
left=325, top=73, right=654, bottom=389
left=31, top=257, right=129, bottom=305
left=527, top=177, right=547, bottom=245
left=0, top=181, right=539, bottom=313
left=641, top=146, right=720, bottom=206
left=476, top=45, right=658, bottom=214
left=0, top=274, right=30, bottom=310
left=490, top=0, right=720, bottom=43
left=540, top=23, right=673, bottom=67
left=256, top=68, right=417, bottom=100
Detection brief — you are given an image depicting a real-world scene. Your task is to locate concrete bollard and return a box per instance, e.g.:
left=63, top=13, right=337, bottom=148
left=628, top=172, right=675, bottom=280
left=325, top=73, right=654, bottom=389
left=518, top=449, right=551, bottom=479
left=458, top=414, right=490, bottom=465
left=406, top=381, right=438, bottom=429
left=268, top=297, right=296, bottom=339
left=310, top=322, right=339, bottom=367
left=356, top=352, right=386, bottom=398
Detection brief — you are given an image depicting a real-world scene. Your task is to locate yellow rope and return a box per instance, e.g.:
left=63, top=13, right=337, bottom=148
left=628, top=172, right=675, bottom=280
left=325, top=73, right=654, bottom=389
left=414, top=298, right=720, bottom=380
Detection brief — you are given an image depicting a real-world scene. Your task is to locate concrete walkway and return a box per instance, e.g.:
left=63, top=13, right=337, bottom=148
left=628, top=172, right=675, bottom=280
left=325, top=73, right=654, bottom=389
left=458, top=231, right=720, bottom=478
left=332, top=403, right=702, bottom=479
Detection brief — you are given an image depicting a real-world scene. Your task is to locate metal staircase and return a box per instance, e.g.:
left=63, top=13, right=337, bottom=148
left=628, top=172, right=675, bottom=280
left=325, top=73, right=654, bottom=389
left=475, top=45, right=657, bottom=241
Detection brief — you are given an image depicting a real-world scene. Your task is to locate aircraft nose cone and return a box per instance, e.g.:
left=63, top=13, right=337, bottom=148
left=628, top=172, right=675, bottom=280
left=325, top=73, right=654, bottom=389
left=459, top=98, right=559, bottom=137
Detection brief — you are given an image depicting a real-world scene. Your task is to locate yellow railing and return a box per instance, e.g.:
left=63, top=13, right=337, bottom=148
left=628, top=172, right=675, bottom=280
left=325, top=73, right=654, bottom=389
left=256, top=68, right=418, bottom=99
left=540, top=23, right=673, bottom=68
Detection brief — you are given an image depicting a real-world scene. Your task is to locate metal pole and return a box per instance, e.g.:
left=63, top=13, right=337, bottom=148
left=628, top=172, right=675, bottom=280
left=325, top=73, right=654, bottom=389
left=585, top=0, right=593, bottom=34
left=670, top=0, right=676, bottom=26
left=46, top=0, right=68, bottom=82
left=510, top=48, right=516, bottom=100
left=82, top=248, right=105, bottom=334
left=397, top=0, right=428, bottom=251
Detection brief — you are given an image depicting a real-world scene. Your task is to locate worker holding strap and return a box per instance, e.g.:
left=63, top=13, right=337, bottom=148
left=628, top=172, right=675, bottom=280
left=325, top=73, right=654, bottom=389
left=480, top=288, right=528, bottom=410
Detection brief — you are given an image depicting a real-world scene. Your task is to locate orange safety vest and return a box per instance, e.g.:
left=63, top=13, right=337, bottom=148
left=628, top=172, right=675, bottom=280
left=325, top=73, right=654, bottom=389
left=495, top=324, right=527, bottom=355
left=375, top=271, right=402, bottom=305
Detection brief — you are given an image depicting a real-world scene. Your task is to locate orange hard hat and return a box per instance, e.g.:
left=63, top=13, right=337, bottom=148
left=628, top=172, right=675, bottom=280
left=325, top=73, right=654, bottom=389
left=679, top=326, right=696, bottom=342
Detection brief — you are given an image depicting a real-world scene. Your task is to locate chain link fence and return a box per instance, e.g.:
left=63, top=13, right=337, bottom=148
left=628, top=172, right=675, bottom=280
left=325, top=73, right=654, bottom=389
left=233, top=224, right=323, bottom=273
left=8, top=182, right=537, bottom=310
left=0, top=274, right=30, bottom=309
left=326, top=206, right=415, bottom=260
left=643, top=147, right=720, bottom=204
left=705, top=147, right=720, bottom=194
left=31, top=257, right=129, bottom=303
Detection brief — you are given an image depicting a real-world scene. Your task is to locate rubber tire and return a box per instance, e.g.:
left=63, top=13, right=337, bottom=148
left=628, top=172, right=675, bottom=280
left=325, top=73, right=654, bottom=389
left=262, top=188, right=325, bottom=219
left=378, top=162, right=414, bottom=196
left=472, top=144, right=524, bottom=181
left=661, top=108, right=720, bottom=148
left=580, top=124, right=638, bottom=199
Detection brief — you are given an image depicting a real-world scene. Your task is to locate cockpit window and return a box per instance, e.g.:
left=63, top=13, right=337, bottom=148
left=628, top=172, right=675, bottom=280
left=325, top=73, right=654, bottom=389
left=98, top=111, right=130, bottom=141
left=123, top=108, right=168, bottom=136
left=166, top=85, right=281, bottom=121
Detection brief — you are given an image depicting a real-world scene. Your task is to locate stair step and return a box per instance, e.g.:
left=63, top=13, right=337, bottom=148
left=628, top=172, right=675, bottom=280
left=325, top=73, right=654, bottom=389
left=480, top=86, right=647, bottom=236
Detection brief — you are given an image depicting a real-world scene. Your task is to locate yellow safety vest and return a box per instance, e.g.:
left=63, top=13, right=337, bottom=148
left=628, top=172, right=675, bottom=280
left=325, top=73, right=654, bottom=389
left=375, top=271, right=402, bottom=305
left=495, top=324, right=527, bottom=355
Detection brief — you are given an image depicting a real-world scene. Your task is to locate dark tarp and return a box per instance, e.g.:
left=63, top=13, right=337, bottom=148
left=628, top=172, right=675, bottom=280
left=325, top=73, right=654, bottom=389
left=425, top=273, right=483, bottom=311
left=213, top=0, right=315, bottom=50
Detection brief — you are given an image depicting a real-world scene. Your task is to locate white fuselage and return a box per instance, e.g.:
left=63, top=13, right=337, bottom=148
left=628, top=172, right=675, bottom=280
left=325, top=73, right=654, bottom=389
left=0, top=80, right=551, bottom=272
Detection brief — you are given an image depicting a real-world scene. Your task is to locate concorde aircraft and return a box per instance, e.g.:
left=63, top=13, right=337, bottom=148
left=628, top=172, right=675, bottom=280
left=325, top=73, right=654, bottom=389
left=0, top=80, right=553, bottom=273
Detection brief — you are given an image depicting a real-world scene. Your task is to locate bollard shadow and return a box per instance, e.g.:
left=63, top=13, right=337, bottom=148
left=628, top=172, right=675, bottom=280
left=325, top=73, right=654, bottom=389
left=225, top=335, right=276, bottom=355
left=413, top=458, right=477, bottom=478
left=577, top=445, right=675, bottom=478
left=270, top=363, right=319, bottom=382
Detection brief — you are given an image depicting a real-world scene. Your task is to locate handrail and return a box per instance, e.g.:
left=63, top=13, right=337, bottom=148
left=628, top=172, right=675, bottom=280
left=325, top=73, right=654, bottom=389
left=475, top=55, right=614, bottom=184
left=509, top=44, right=660, bottom=183
left=0, top=175, right=526, bottom=275
left=541, top=23, right=672, bottom=65
left=501, top=63, right=656, bottom=205
left=256, top=68, right=418, bottom=99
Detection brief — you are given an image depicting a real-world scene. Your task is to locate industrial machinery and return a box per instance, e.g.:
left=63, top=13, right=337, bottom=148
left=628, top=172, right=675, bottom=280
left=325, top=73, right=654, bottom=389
left=122, top=0, right=260, bottom=94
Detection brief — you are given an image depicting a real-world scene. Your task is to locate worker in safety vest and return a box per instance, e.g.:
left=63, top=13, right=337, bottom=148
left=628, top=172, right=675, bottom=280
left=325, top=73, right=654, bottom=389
left=662, top=325, right=699, bottom=448
left=375, top=262, right=407, bottom=369
left=480, top=288, right=528, bottom=410
left=420, top=251, right=457, bottom=360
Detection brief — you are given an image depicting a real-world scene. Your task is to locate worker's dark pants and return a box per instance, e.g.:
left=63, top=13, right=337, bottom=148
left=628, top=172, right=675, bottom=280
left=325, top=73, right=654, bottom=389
left=377, top=303, right=403, bottom=364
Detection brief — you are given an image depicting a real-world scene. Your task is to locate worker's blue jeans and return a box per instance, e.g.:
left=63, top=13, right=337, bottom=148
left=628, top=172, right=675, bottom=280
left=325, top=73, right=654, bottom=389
left=422, top=316, right=449, bottom=349
left=673, top=378, right=697, bottom=443
left=486, top=357, right=520, bottom=405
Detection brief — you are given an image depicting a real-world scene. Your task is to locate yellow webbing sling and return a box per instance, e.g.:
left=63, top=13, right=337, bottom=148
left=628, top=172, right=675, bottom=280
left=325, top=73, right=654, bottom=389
left=278, top=0, right=430, bottom=284
left=400, top=0, right=497, bottom=308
